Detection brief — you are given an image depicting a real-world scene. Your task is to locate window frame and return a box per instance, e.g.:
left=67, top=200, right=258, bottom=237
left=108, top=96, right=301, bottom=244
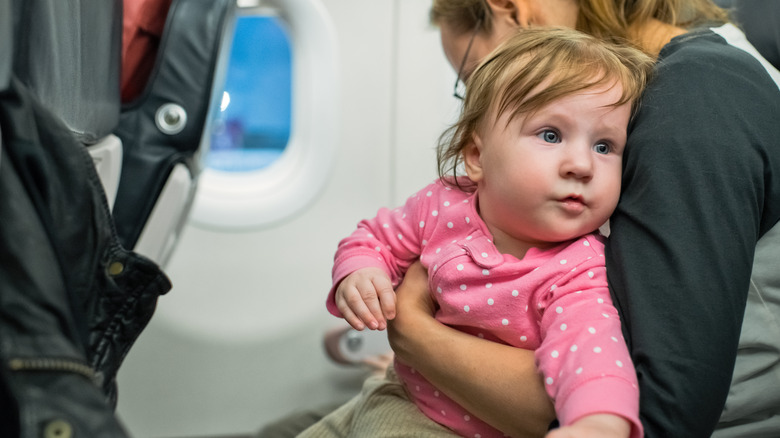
left=190, top=0, right=339, bottom=230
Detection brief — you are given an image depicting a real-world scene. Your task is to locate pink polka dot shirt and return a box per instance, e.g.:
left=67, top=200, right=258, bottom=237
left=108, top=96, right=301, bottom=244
left=327, top=179, right=641, bottom=438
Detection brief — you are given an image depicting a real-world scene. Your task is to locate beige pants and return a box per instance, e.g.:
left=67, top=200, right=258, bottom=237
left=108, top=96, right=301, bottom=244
left=297, top=366, right=459, bottom=438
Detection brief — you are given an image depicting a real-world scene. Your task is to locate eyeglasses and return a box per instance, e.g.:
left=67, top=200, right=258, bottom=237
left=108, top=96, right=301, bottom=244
left=453, top=22, right=481, bottom=100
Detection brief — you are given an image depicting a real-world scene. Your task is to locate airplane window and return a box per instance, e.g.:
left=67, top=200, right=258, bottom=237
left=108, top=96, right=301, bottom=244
left=206, top=15, right=291, bottom=172
left=189, top=0, right=339, bottom=230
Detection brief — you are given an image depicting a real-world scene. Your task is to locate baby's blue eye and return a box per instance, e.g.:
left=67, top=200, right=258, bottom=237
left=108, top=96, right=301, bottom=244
left=539, top=130, right=559, bottom=143
left=593, top=142, right=610, bottom=154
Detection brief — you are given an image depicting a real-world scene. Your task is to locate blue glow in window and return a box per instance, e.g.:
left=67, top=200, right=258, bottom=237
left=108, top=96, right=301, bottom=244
left=207, top=15, right=292, bottom=172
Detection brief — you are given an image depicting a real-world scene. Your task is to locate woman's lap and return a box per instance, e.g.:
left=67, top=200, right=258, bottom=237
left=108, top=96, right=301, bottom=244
left=294, top=366, right=458, bottom=438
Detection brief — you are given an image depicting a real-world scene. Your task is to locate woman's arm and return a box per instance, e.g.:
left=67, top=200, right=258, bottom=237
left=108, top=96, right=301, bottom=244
left=605, top=39, right=780, bottom=436
left=387, top=262, right=555, bottom=438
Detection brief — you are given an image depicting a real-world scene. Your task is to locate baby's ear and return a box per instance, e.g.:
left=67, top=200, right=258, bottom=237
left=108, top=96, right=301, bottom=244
left=463, top=135, right=484, bottom=183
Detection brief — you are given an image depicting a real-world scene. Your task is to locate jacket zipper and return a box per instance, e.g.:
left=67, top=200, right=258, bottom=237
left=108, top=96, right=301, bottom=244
left=8, top=357, right=97, bottom=383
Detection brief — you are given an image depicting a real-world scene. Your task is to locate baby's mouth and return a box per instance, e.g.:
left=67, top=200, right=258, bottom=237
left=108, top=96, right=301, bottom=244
left=562, top=194, right=585, bottom=204
left=559, top=195, right=586, bottom=212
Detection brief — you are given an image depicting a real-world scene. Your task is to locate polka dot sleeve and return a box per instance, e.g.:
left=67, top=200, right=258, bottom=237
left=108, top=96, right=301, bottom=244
left=327, top=181, right=440, bottom=317
left=534, top=236, right=642, bottom=437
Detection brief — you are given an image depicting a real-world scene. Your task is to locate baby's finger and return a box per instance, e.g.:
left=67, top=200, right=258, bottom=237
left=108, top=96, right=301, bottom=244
left=336, top=285, right=373, bottom=330
left=338, top=305, right=366, bottom=331
left=343, top=285, right=380, bottom=330
left=373, top=276, right=396, bottom=321
left=355, top=281, right=385, bottom=330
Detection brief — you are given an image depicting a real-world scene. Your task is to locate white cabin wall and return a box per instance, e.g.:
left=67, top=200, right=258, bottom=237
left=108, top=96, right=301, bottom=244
left=116, top=1, right=455, bottom=436
left=393, top=1, right=461, bottom=203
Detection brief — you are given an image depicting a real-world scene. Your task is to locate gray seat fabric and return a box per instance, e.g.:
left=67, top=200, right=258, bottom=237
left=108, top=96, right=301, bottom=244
left=716, top=0, right=780, bottom=70
left=6, top=0, right=121, bottom=145
left=733, top=0, right=780, bottom=69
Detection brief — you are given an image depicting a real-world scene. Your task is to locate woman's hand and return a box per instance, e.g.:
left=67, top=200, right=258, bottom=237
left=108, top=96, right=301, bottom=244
left=388, top=261, right=555, bottom=438
left=386, top=261, right=435, bottom=361
left=546, top=414, right=631, bottom=438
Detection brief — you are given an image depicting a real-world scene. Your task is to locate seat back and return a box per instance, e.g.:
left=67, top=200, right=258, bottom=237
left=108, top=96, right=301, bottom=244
left=112, top=0, right=236, bottom=266
left=717, top=0, right=780, bottom=70
left=732, top=0, right=780, bottom=70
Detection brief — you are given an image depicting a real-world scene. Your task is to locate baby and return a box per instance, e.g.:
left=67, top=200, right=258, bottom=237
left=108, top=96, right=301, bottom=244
left=321, top=27, right=654, bottom=438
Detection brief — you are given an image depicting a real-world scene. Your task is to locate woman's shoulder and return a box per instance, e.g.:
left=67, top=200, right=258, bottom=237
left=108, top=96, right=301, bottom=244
left=657, top=25, right=778, bottom=89
left=637, top=26, right=779, bottom=127
left=662, top=26, right=748, bottom=62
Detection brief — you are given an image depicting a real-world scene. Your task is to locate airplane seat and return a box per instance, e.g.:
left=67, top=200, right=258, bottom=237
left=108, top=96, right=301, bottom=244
left=0, top=0, right=235, bottom=435
left=7, top=0, right=125, bottom=208
left=731, top=0, right=780, bottom=71
left=716, top=0, right=780, bottom=70
left=113, top=0, right=237, bottom=267
left=1, top=0, right=160, bottom=436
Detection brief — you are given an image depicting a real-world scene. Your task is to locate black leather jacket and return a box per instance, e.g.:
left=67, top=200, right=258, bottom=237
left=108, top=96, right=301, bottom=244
left=0, top=77, right=171, bottom=437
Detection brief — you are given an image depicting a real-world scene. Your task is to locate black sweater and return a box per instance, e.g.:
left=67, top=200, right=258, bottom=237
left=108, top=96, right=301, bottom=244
left=606, top=26, right=780, bottom=437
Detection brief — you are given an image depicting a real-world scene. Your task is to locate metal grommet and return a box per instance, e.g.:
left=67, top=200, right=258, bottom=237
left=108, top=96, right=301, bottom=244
left=43, top=419, right=72, bottom=438
left=108, top=261, right=124, bottom=276
left=155, top=103, right=188, bottom=135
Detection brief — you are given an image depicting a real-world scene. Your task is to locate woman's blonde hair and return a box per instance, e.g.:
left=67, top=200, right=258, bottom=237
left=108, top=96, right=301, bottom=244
left=437, top=26, right=654, bottom=189
left=430, top=0, right=729, bottom=42
left=430, top=0, right=493, bottom=34
left=577, top=0, right=729, bottom=42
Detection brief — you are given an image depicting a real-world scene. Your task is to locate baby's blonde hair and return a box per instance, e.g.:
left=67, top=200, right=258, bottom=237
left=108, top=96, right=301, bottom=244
left=437, top=26, right=654, bottom=189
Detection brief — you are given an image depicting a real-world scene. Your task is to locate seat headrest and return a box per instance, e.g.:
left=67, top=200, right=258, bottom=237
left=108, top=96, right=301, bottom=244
left=717, top=0, right=780, bottom=70
left=733, top=0, right=780, bottom=70
left=7, top=0, right=121, bottom=145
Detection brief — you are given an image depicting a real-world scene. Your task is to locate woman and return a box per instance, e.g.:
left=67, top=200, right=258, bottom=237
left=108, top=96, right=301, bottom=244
left=388, top=0, right=780, bottom=437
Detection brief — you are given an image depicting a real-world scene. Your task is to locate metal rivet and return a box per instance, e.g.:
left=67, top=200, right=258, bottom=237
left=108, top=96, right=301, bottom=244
left=43, top=419, right=72, bottom=438
left=108, top=261, right=124, bottom=276
left=155, top=103, right=187, bottom=135
left=345, top=331, right=363, bottom=353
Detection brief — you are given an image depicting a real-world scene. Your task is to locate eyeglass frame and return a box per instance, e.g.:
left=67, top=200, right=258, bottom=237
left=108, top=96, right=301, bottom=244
left=453, top=20, right=482, bottom=100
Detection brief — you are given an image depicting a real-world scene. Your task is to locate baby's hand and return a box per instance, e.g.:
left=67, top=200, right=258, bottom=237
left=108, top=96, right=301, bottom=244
left=545, top=414, right=631, bottom=438
left=335, top=267, right=396, bottom=331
